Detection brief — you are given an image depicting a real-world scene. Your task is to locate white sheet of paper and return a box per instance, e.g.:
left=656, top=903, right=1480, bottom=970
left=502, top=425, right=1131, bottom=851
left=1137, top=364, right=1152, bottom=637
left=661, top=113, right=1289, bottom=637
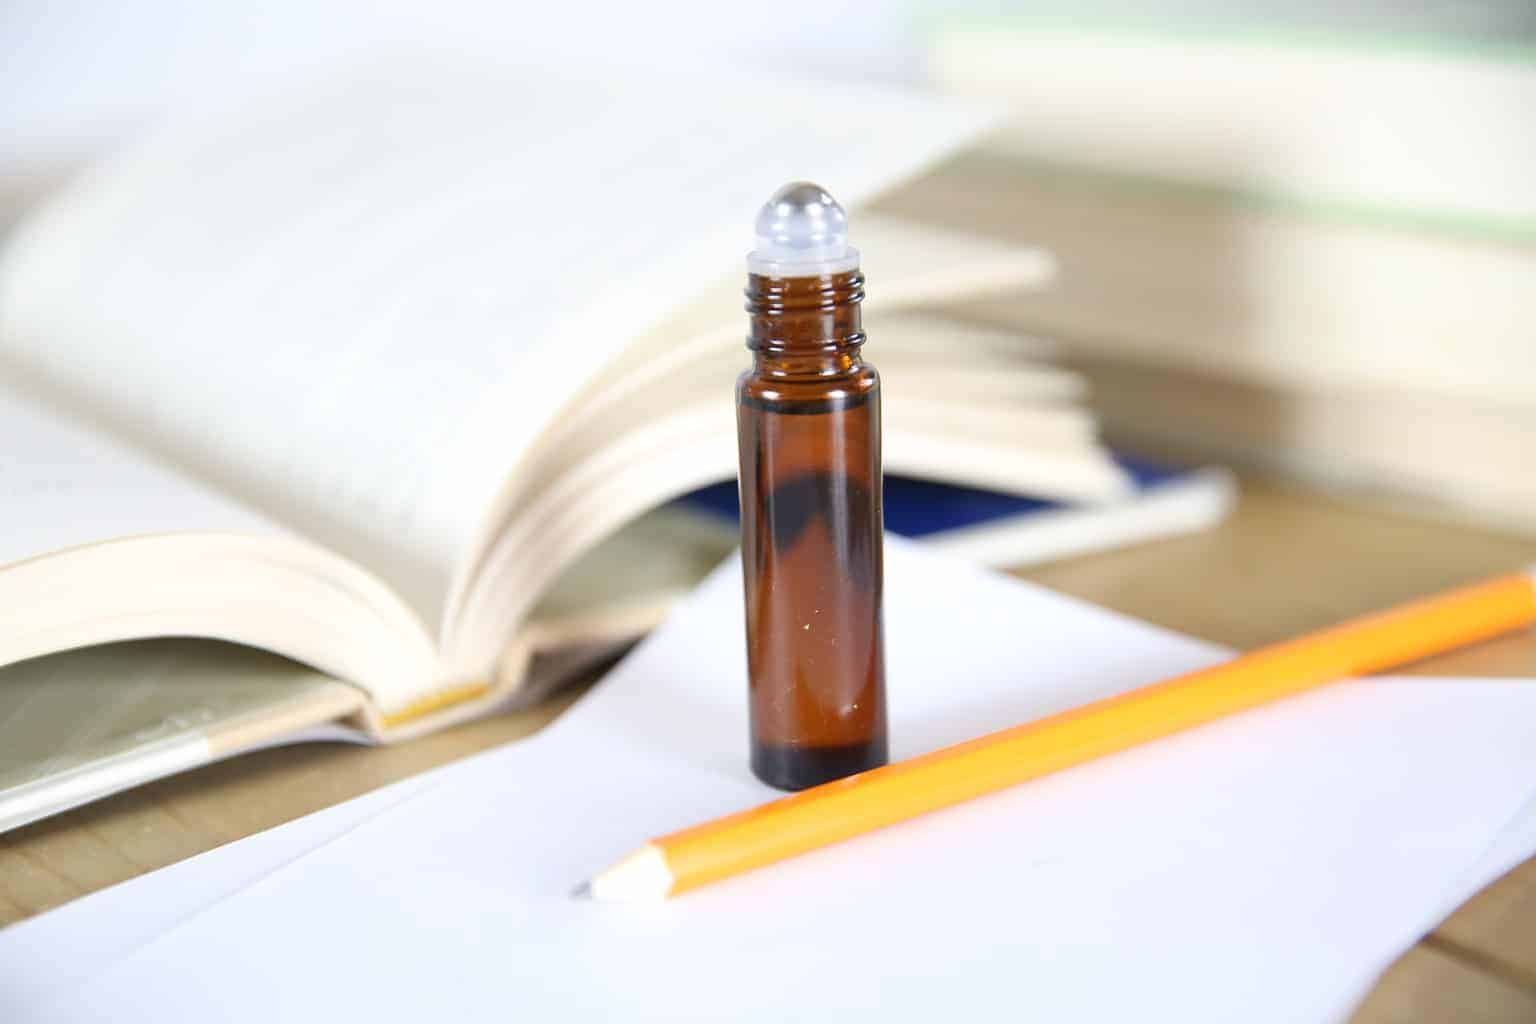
left=7, top=542, right=1536, bottom=1022
left=0, top=773, right=432, bottom=1007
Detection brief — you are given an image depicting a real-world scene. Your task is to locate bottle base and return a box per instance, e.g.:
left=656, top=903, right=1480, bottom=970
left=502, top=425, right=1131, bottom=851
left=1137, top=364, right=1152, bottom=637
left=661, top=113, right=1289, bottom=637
left=751, top=738, right=888, bottom=791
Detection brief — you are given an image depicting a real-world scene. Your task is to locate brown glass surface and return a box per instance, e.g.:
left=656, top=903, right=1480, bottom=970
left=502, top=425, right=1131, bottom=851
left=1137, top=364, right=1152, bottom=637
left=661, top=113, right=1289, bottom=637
left=736, top=269, right=887, bottom=790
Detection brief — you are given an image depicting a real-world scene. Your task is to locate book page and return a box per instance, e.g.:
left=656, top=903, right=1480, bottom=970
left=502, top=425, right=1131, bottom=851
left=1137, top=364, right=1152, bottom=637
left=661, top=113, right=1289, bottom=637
left=0, top=386, right=435, bottom=705
left=0, top=54, right=994, bottom=626
left=13, top=541, right=1536, bottom=1023
left=0, top=387, right=283, bottom=568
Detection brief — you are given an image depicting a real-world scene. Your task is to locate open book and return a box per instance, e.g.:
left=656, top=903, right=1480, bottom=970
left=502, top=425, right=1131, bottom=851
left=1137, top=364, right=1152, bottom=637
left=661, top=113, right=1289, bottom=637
left=0, top=56, right=1131, bottom=825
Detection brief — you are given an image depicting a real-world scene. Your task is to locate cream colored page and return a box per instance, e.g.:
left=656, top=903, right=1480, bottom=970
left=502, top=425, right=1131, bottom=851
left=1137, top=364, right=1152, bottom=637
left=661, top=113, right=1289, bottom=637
left=444, top=224, right=1071, bottom=640
left=0, top=55, right=994, bottom=626
left=0, top=386, right=284, bottom=568
left=0, top=386, right=437, bottom=700
left=539, top=218, right=1058, bottom=440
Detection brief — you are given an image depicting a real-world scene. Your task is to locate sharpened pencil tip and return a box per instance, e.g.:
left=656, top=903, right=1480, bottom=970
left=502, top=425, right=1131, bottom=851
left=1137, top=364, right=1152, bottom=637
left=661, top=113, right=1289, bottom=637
left=585, top=844, right=674, bottom=901
left=570, top=881, right=592, bottom=900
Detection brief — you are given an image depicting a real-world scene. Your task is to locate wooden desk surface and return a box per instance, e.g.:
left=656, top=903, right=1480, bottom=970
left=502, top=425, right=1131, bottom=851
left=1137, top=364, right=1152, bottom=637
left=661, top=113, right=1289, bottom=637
left=2, top=477, right=1534, bottom=1019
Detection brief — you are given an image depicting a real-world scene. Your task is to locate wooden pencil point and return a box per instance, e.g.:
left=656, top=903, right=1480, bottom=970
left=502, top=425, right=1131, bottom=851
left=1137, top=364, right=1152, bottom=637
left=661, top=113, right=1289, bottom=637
left=588, top=843, right=673, bottom=902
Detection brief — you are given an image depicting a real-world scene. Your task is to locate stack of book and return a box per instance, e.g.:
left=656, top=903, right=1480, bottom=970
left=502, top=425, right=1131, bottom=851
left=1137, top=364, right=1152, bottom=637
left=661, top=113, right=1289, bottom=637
left=921, top=13, right=1536, bottom=531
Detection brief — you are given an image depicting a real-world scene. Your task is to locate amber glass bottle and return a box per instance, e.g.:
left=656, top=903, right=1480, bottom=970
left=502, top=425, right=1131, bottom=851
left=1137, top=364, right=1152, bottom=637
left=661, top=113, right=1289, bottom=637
left=737, top=183, right=887, bottom=791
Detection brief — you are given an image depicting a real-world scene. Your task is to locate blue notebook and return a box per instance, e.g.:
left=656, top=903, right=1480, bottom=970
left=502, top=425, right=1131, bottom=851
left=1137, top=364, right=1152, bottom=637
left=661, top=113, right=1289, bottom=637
left=673, top=455, right=1235, bottom=568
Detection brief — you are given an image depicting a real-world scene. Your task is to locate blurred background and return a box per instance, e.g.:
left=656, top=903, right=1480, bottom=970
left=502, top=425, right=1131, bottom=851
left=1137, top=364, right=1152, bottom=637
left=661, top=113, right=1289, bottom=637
left=7, top=2, right=1535, bottom=175
left=4, top=0, right=1532, bottom=533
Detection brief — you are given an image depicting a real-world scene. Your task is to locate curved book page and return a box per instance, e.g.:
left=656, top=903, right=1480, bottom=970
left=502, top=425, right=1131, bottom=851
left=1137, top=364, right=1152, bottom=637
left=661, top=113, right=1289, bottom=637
left=443, top=231, right=1119, bottom=672
left=448, top=311, right=1127, bottom=675
left=0, top=388, right=433, bottom=711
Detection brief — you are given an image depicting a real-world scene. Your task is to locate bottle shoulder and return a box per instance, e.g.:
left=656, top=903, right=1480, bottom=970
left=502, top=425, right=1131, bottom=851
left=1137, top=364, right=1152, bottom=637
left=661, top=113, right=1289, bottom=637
left=737, top=362, right=878, bottom=413
left=734, top=363, right=878, bottom=417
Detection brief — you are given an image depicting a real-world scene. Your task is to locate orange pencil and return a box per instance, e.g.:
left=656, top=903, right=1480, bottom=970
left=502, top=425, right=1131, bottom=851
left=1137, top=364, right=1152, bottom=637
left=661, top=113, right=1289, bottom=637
left=586, top=568, right=1536, bottom=900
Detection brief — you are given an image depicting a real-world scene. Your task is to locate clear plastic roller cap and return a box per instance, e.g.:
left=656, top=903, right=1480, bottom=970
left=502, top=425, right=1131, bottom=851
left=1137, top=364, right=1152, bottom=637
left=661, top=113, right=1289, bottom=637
left=747, top=181, right=860, bottom=277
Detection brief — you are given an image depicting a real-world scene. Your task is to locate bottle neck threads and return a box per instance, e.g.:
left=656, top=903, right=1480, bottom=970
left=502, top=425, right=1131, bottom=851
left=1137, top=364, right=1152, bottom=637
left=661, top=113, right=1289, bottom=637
left=745, top=270, right=865, bottom=379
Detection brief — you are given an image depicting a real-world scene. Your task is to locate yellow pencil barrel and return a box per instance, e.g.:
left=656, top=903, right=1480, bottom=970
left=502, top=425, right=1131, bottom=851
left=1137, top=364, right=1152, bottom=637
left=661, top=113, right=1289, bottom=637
left=659, top=573, right=1536, bottom=896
